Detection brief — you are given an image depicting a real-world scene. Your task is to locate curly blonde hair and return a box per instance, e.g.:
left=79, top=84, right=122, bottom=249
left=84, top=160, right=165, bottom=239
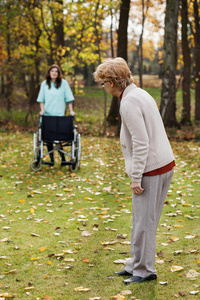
left=93, top=57, right=133, bottom=91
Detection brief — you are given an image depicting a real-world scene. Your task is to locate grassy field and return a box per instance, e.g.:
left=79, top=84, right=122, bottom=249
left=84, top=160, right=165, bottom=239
left=0, top=131, right=200, bottom=300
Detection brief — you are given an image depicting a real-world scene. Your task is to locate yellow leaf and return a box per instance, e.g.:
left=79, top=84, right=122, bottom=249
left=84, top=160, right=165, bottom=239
left=47, top=261, right=52, bottom=265
left=30, top=208, right=34, bottom=214
left=19, top=199, right=25, bottom=203
left=39, top=247, right=46, bottom=252
left=173, top=225, right=184, bottom=228
left=30, top=257, right=40, bottom=261
left=44, top=274, right=49, bottom=279
left=110, top=295, right=126, bottom=300
left=24, top=286, right=34, bottom=290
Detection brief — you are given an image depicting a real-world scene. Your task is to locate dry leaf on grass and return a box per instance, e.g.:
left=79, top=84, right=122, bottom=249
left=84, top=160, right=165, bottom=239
left=189, top=290, right=199, bottom=295
left=156, top=259, right=164, bottom=264
left=4, top=269, right=17, bottom=274
left=110, top=294, right=126, bottom=300
left=82, top=258, right=90, bottom=263
left=81, top=231, right=92, bottom=237
left=74, top=286, right=91, bottom=292
left=120, top=290, right=132, bottom=295
left=113, top=259, right=129, bottom=264
left=186, top=269, right=200, bottom=278
left=184, top=234, right=197, bottom=239
left=171, top=266, right=184, bottom=272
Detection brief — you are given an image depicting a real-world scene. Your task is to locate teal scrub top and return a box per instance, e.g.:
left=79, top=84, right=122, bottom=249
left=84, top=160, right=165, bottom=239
left=37, top=79, right=74, bottom=116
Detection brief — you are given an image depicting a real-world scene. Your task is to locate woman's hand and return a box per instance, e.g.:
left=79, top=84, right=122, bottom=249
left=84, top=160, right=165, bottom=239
left=70, top=111, right=75, bottom=116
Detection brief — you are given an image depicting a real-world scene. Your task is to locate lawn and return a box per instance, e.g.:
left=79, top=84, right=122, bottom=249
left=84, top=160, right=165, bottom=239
left=0, top=131, right=200, bottom=300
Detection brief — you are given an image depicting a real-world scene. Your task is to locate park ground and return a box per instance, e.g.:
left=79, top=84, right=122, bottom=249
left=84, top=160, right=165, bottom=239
left=0, top=76, right=200, bottom=299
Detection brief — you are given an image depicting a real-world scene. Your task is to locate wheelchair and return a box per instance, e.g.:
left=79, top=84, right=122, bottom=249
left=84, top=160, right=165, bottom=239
left=30, top=115, right=81, bottom=172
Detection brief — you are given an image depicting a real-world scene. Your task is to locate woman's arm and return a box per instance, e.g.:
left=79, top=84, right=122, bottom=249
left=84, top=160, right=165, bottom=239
left=40, top=102, right=45, bottom=115
left=68, top=102, right=75, bottom=116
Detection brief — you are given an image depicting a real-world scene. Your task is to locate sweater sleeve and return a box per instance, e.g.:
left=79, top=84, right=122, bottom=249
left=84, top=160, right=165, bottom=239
left=121, top=100, right=149, bottom=182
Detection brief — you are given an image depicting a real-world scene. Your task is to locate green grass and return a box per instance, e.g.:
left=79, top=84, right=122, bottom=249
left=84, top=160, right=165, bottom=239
left=0, top=133, right=200, bottom=299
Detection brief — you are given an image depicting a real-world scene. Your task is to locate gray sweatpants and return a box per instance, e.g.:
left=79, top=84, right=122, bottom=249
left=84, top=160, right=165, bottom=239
left=125, top=169, right=174, bottom=277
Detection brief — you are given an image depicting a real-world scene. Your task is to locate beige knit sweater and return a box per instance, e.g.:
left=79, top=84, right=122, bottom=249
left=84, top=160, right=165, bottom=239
left=120, top=83, right=174, bottom=183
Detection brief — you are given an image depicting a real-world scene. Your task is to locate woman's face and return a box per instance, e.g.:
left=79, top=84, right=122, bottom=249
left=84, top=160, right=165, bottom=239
left=50, top=67, right=59, bottom=80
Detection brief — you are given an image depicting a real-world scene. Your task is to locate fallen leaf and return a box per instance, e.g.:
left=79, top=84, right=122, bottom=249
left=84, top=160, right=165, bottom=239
left=178, top=291, right=187, bottom=297
left=24, top=286, right=34, bottom=290
left=30, top=233, right=41, bottom=237
left=110, top=295, right=126, bottom=300
left=171, top=266, right=184, bottom=272
left=113, top=259, right=129, bottom=264
left=81, top=231, right=92, bottom=237
left=82, top=258, right=90, bottom=263
left=4, top=269, right=17, bottom=274
left=185, top=234, right=197, bottom=239
left=39, top=247, right=46, bottom=252
left=189, top=290, right=199, bottom=295
left=30, top=208, right=34, bottom=214
left=156, top=259, right=164, bottom=264
left=120, top=290, right=132, bottom=295
left=168, top=236, right=179, bottom=243
left=186, top=269, right=200, bottom=278
left=74, top=286, right=90, bottom=292
left=0, top=238, right=9, bottom=242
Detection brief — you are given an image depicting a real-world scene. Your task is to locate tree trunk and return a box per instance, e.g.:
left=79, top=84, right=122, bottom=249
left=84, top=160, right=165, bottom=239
left=54, top=0, right=65, bottom=65
left=181, top=0, right=191, bottom=124
left=160, top=0, right=180, bottom=127
left=193, top=0, right=200, bottom=122
left=5, top=4, right=13, bottom=112
left=138, top=0, right=149, bottom=88
left=107, top=0, right=131, bottom=129
left=110, top=8, right=115, bottom=58
left=1, top=76, right=5, bottom=94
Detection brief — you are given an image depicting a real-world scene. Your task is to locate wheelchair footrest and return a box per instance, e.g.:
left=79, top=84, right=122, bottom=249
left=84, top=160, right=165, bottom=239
left=61, top=160, right=75, bottom=166
left=42, top=161, right=54, bottom=166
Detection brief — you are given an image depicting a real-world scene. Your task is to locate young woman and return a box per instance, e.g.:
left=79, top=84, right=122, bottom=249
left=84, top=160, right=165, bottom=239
left=37, top=64, right=75, bottom=165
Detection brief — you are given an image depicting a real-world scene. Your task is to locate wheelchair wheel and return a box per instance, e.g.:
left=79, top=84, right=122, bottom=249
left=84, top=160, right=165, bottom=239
left=69, top=133, right=81, bottom=172
left=30, top=132, right=42, bottom=171
left=30, top=159, right=42, bottom=171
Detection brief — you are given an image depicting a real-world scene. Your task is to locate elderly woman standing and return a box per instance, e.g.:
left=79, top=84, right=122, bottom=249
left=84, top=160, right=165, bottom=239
left=37, top=64, right=75, bottom=165
left=93, top=57, right=175, bottom=284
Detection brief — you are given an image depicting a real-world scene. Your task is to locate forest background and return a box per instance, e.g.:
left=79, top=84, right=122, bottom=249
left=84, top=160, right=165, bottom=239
left=0, top=0, right=200, bottom=137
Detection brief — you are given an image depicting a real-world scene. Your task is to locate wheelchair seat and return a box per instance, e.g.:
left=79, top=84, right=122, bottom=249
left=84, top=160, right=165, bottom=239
left=41, top=115, right=74, bottom=142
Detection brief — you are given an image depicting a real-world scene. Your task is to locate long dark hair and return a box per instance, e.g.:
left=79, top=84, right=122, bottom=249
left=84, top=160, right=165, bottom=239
left=46, top=64, right=62, bottom=89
